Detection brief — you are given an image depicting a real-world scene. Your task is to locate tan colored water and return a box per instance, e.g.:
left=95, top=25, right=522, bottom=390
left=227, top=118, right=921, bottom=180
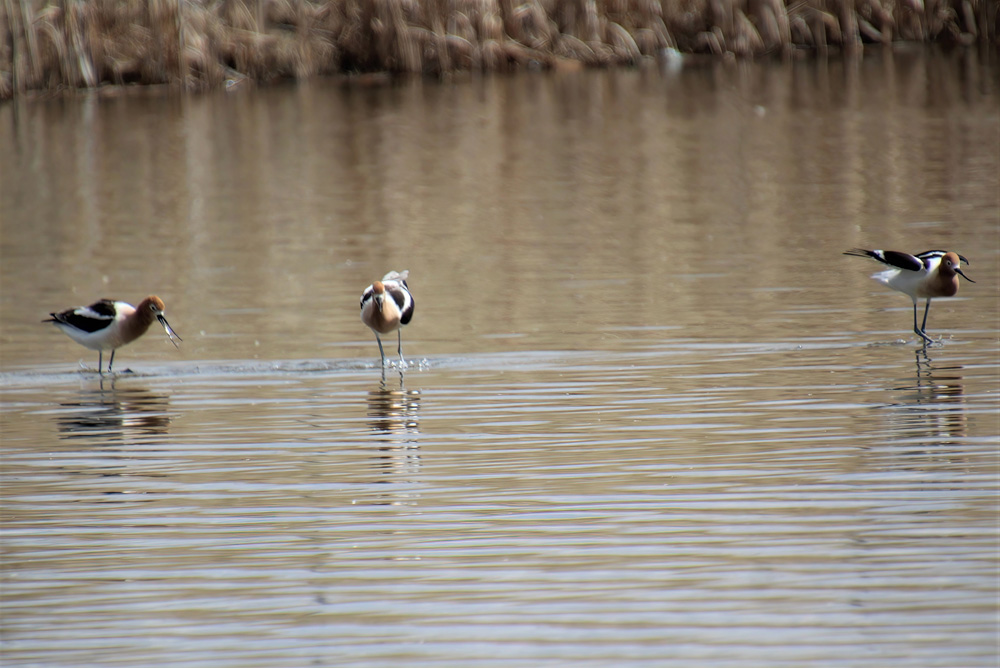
left=1, top=48, right=998, bottom=667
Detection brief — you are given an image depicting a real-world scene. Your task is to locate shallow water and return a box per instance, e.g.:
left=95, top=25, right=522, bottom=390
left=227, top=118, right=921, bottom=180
left=2, top=47, right=999, bottom=667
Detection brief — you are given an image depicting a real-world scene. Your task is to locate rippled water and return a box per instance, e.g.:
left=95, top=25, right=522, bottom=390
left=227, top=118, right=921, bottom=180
left=4, top=340, right=998, bottom=666
left=2, top=47, right=999, bottom=667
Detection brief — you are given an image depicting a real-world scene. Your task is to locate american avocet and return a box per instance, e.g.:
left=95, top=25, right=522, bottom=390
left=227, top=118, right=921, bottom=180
left=45, top=296, right=182, bottom=373
left=360, top=271, right=414, bottom=366
left=844, top=248, right=974, bottom=344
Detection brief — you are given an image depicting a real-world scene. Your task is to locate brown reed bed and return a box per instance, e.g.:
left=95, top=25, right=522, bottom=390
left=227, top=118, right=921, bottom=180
left=1, top=0, right=995, bottom=98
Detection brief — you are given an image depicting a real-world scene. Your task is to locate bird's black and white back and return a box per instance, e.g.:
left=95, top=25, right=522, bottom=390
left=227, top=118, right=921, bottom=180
left=47, top=299, right=122, bottom=335
left=385, top=273, right=414, bottom=326
left=844, top=248, right=970, bottom=274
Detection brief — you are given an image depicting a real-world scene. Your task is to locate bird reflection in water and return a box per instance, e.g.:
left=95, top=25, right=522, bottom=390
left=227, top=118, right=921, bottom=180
left=884, top=347, right=967, bottom=447
left=56, top=377, right=172, bottom=442
left=366, top=372, right=421, bottom=504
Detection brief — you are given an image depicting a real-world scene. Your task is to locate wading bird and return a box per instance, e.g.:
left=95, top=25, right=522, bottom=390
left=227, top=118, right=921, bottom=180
left=844, top=248, right=974, bottom=344
left=360, top=271, right=414, bottom=367
left=45, top=295, right=182, bottom=373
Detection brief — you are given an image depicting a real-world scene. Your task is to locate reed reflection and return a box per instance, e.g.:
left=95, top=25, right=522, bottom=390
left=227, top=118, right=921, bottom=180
left=365, top=372, right=421, bottom=504
left=56, top=378, right=172, bottom=442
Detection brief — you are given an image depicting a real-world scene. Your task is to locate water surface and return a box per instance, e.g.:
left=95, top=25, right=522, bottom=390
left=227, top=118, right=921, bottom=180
left=1, top=47, right=998, bottom=667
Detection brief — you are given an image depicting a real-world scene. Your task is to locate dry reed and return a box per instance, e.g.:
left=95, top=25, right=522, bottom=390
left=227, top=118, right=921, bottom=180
left=1, top=0, right=995, bottom=98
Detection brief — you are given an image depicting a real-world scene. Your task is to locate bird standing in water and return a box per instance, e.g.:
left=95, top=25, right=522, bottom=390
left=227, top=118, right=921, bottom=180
left=45, top=295, right=182, bottom=373
left=360, top=271, right=414, bottom=367
left=844, top=248, right=974, bottom=344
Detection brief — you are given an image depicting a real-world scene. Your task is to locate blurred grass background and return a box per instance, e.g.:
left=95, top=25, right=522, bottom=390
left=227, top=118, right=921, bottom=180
left=1, top=0, right=996, bottom=98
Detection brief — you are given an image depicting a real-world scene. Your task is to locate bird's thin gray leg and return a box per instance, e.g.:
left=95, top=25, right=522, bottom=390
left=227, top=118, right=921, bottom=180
left=920, top=299, right=932, bottom=335
left=376, top=335, right=386, bottom=366
left=913, top=302, right=933, bottom=345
